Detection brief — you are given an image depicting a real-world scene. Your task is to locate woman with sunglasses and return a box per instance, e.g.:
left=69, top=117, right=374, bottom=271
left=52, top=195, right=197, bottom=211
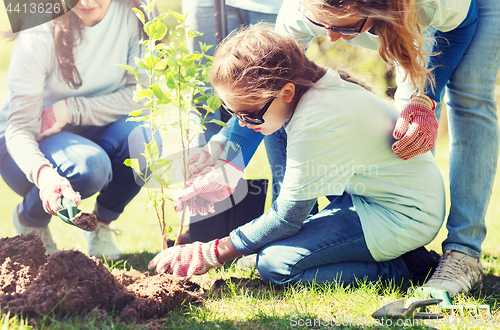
left=0, top=0, right=156, bottom=259
left=150, top=24, right=445, bottom=286
left=177, top=0, right=497, bottom=297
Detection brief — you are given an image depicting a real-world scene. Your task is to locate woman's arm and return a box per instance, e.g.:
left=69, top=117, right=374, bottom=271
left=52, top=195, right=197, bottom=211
left=67, top=72, right=148, bottom=126
left=6, top=93, right=51, bottom=184
left=67, top=10, right=147, bottom=126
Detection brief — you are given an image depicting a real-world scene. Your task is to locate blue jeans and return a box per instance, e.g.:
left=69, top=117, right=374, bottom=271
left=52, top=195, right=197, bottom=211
left=257, top=193, right=410, bottom=285
left=395, top=0, right=500, bottom=258
left=0, top=117, right=157, bottom=226
left=182, top=1, right=279, bottom=140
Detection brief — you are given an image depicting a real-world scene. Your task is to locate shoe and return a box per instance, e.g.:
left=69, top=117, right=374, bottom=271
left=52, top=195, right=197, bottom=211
left=86, top=222, right=122, bottom=261
left=401, top=246, right=440, bottom=284
left=12, top=204, right=58, bottom=254
left=423, top=250, right=483, bottom=297
left=237, top=254, right=257, bottom=271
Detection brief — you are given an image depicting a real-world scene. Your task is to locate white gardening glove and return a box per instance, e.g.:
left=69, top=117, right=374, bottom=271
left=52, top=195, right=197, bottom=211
left=175, top=141, right=225, bottom=182
left=148, top=239, right=223, bottom=279
left=38, top=100, right=70, bottom=141
left=174, top=159, right=244, bottom=216
left=37, top=165, right=81, bottom=215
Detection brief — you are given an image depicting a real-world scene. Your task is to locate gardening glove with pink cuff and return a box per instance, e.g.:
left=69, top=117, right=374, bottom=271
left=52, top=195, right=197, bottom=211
left=37, top=166, right=81, bottom=215
left=174, top=159, right=244, bottom=216
left=174, top=142, right=245, bottom=216
left=38, top=100, right=70, bottom=141
left=392, top=93, right=438, bottom=160
left=181, top=141, right=225, bottom=179
left=148, top=239, right=223, bottom=279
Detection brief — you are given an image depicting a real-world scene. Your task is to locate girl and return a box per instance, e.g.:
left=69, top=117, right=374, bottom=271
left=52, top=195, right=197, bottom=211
left=0, top=0, right=154, bottom=259
left=175, top=0, right=493, bottom=296
left=149, top=24, right=445, bottom=286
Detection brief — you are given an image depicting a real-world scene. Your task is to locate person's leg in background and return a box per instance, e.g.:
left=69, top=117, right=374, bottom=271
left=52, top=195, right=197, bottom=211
left=424, top=0, right=500, bottom=296
left=0, top=132, right=113, bottom=254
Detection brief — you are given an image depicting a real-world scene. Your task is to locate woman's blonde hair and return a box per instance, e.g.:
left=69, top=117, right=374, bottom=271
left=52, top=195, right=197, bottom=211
left=302, top=0, right=434, bottom=92
left=210, top=23, right=327, bottom=104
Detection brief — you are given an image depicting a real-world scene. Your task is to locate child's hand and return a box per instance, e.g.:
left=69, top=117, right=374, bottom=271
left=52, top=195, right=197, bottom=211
left=148, top=240, right=223, bottom=279
left=38, top=100, right=70, bottom=141
left=392, top=93, right=438, bottom=160
left=177, top=141, right=225, bottom=180
left=174, top=159, right=244, bottom=216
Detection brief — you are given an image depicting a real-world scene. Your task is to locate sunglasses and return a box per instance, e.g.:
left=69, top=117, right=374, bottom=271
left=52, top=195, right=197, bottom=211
left=221, top=97, right=276, bottom=125
left=303, top=14, right=368, bottom=35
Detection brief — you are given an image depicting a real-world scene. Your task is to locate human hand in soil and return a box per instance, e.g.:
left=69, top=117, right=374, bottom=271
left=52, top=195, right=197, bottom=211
left=37, top=165, right=81, bottom=215
left=148, top=240, right=223, bottom=279
left=38, top=100, right=70, bottom=141
left=392, top=93, right=438, bottom=160
left=174, top=159, right=244, bottom=216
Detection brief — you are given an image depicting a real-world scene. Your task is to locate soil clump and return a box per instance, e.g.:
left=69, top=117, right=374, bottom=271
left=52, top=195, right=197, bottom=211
left=0, top=233, right=204, bottom=321
left=72, top=211, right=98, bottom=231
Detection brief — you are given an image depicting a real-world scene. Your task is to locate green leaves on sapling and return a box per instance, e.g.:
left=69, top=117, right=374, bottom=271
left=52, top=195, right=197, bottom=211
left=124, top=5, right=223, bottom=249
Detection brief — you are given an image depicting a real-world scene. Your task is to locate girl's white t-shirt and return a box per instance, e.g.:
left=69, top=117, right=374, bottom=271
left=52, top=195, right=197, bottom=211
left=281, top=69, right=446, bottom=261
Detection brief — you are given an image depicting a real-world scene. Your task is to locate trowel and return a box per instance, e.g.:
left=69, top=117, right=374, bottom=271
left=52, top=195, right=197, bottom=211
left=57, top=197, right=97, bottom=231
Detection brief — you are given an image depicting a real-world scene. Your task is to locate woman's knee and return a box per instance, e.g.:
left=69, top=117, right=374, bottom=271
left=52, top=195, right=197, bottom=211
left=64, top=149, right=112, bottom=198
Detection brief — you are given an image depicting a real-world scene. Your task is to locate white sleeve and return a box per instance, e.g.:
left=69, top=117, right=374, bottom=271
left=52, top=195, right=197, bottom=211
left=274, top=0, right=326, bottom=49
left=417, top=0, right=472, bottom=32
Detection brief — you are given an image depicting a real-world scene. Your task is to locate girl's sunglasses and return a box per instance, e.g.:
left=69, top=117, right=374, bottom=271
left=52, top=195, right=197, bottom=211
left=221, top=97, right=276, bottom=125
left=303, top=14, right=368, bottom=35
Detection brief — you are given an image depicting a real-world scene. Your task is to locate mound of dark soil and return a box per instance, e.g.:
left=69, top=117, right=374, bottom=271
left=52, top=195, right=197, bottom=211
left=0, top=233, right=204, bottom=321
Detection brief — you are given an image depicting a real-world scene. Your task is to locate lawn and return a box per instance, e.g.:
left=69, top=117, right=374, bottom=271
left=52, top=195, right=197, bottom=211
left=1, top=1, right=500, bottom=329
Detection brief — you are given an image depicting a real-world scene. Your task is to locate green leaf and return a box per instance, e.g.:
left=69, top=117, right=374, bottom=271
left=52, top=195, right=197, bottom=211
left=193, top=94, right=208, bottom=104
left=135, top=88, right=153, bottom=100
left=134, top=57, right=148, bottom=70
left=145, top=20, right=167, bottom=40
left=169, top=10, right=185, bottom=23
left=207, top=119, right=227, bottom=127
left=129, top=109, right=143, bottom=116
left=132, top=8, right=145, bottom=25
left=188, top=29, right=203, bottom=39
left=154, top=60, right=168, bottom=72
left=144, top=55, right=159, bottom=69
left=151, top=84, right=170, bottom=103
left=152, top=174, right=167, bottom=187
left=123, top=158, right=141, bottom=175
left=206, top=94, right=221, bottom=110
left=166, top=75, right=177, bottom=89
left=115, top=64, right=139, bottom=82
left=144, top=140, right=160, bottom=160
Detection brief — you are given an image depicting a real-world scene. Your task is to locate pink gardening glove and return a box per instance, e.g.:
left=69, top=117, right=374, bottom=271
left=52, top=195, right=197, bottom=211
left=38, top=100, right=70, bottom=141
left=148, top=239, right=223, bottom=279
left=392, top=93, right=438, bottom=160
left=187, top=141, right=224, bottom=177
left=174, top=159, right=244, bottom=216
left=174, top=141, right=225, bottom=182
left=37, top=166, right=81, bottom=215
